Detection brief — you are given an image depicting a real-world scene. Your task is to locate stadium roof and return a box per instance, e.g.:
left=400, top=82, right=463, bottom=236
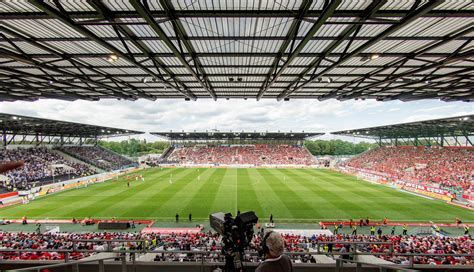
left=331, top=115, right=473, bottom=139
left=0, top=0, right=473, bottom=102
left=152, top=131, right=322, bottom=141
left=0, top=112, right=143, bottom=138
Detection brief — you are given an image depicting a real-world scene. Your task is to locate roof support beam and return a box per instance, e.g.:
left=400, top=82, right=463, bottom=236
left=87, top=0, right=192, bottom=94
left=257, top=0, right=341, bottom=100
left=339, top=49, right=474, bottom=100
left=30, top=0, right=196, bottom=100
left=0, top=47, right=132, bottom=99
left=0, top=82, right=80, bottom=101
left=369, top=68, right=474, bottom=95
left=9, top=72, right=465, bottom=78
left=336, top=27, right=474, bottom=99
left=441, top=91, right=474, bottom=102
left=1, top=9, right=473, bottom=19
left=0, top=68, right=103, bottom=101
left=0, top=1, right=470, bottom=102
left=387, top=74, right=474, bottom=101
left=160, top=0, right=216, bottom=100
left=7, top=64, right=472, bottom=70
left=0, top=91, right=38, bottom=102
left=257, top=0, right=313, bottom=100
left=276, top=0, right=386, bottom=101
left=131, top=0, right=216, bottom=100
left=2, top=84, right=465, bottom=91
left=3, top=36, right=472, bottom=43
left=4, top=72, right=463, bottom=78
left=17, top=52, right=458, bottom=58
left=276, top=0, right=444, bottom=100
left=392, top=87, right=474, bottom=102
left=0, top=25, right=141, bottom=98
left=374, top=71, right=474, bottom=98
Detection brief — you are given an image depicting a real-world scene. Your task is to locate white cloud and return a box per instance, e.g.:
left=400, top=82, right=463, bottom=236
left=402, top=114, right=443, bottom=123
left=350, top=100, right=382, bottom=111
left=413, top=105, right=455, bottom=113
left=401, top=110, right=473, bottom=123
left=0, top=98, right=472, bottom=142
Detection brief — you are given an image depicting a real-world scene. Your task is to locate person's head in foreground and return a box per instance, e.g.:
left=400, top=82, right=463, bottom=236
left=256, top=231, right=293, bottom=272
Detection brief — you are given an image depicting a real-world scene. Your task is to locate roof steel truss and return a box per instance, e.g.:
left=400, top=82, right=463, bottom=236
left=0, top=0, right=471, bottom=102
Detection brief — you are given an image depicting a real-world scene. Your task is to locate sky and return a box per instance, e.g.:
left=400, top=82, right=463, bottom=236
left=0, top=98, right=472, bottom=142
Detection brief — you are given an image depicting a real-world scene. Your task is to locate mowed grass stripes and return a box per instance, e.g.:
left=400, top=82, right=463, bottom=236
left=0, top=168, right=472, bottom=222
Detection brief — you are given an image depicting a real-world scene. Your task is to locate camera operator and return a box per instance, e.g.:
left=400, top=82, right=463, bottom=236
left=256, top=231, right=293, bottom=272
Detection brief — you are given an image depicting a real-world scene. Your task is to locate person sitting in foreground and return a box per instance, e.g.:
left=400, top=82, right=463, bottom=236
left=256, top=231, right=293, bottom=272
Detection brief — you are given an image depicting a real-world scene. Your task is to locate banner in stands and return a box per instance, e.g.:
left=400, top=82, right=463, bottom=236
left=141, top=227, right=201, bottom=234
left=462, top=189, right=473, bottom=201
left=0, top=191, right=19, bottom=199
left=340, top=166, right=454, bottom=202
left=395, top=181, right=453, bottom=202
left=273, top=229, right=333, bottom=237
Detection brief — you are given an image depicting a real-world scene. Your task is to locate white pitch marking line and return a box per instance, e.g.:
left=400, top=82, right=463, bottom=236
left=235, top=169, right=238, bottom=215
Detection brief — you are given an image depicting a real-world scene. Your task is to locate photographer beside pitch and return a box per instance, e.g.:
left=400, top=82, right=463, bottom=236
left=256, top=231, right=293, bottom=272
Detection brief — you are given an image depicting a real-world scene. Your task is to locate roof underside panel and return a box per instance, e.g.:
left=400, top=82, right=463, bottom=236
left=153, top=130, right=323, bottom=141
left=332, top=115, right=474, bottom=140
left=0, top=0, right=472, bottom=102
left=0, top=112, right=143, bottom=137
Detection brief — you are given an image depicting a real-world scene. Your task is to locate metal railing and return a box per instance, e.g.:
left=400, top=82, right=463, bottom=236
left=0, top=239, right=472, bottom=271
left=5, top=255, right=126, bottom=272
left=335, top=254, right=474, bottom=272
left=335, top=258, right=419, bottom=272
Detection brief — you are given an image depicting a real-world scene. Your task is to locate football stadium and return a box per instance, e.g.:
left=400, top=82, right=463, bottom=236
left=0, top=1, right=473, bottom=272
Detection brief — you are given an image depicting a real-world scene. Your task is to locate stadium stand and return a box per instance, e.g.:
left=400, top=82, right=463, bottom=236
left=333, top=115, right=474, bottom=201
left=0, top=231, right=471, bottom=266
left=58, top=146, right=137, bottom=171
left=154, top=132, right=321, bottom=166
left=0, top=147, right=96, bottom=191
left=278, top=233, right=473, bottom=265
left=342, top=146, right=473, bottom=193
left=0, top=231, right=91, bottom=261
left=168, top=145, right=315, bottom=166
left=0, top=113, right=143, bottom=193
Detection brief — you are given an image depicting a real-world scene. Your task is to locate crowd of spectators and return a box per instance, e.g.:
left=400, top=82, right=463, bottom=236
left=168, top=144, right=315, bottom=166
left=0, top=231, right=90, bottom=261
left=343, top=146, right=473, bottom=192
left=58, top=146, right=136, bottom=171
left=270, top=233, right=472, bottom=265
left=0, top=230, right=471, bottom=265
left=365, top=234, right=472, bottom=265
left=0, top=231, right=222, bottom=261
left=0, top=148, right=96, bottom=191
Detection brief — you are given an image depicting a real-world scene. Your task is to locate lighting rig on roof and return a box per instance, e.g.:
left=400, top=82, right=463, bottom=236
left=106, top=54, right=119, bottom=63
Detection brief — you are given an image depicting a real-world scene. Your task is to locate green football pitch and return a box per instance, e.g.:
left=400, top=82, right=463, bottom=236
left=0, top=168, right=472, bottom=222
